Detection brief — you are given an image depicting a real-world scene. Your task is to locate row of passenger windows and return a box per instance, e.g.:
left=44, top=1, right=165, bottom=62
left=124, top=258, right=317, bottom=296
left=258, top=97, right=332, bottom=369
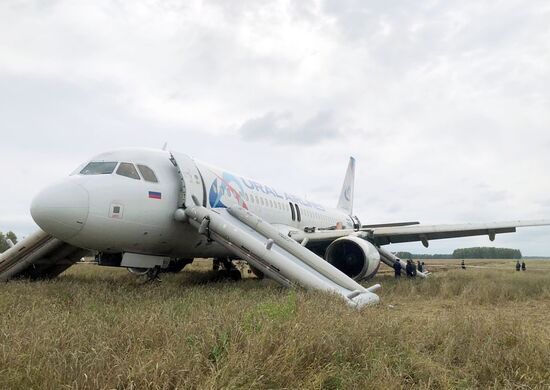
left=80, top=161, right=159, bottom=183
left=224, top=189, right=334, bottom=225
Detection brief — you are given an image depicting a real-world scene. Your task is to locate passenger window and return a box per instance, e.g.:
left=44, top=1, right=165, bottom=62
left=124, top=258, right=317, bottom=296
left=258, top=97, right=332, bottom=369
left=295, top=203, right=301, bottom=222
left=80, top=161, right=118, bottom=175
left=137, top=165, right=159, bottom=183
left=116, top=163, right=141, bottom=180
left=289, top=202, right=296, bottom=221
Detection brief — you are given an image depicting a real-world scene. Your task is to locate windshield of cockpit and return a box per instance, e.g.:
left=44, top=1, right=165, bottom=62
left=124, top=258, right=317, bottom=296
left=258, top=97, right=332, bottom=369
left=76, top=161, right=159, bottom=182
left=79, top=161, right=118, bottom=175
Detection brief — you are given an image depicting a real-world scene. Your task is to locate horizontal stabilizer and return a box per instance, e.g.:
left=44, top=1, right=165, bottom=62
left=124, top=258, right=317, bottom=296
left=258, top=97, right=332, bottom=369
left=362, top=221, right=420, bottom=229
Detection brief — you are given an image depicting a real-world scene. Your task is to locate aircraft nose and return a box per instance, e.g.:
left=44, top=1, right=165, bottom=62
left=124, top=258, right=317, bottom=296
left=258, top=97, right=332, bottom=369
left=31, top=181, right=89, bottom=241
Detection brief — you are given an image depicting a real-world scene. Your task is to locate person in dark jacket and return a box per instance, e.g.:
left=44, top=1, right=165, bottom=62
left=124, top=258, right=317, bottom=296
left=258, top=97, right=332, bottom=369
left=417, top=260, right=423, bottom=273
left=405, top=259, right=413, bottom=277
left=516, top=260, right=521, bottom=271
left=406, top=259, right=416, bottom=278
left=393, top=260, right=402, bottom=278
left=521, top=261, right=526, bottom=271
left=461, top=259, right=466, bottom=270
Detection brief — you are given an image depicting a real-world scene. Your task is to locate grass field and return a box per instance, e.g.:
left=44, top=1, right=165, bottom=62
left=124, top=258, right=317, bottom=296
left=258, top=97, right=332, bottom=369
left=1, top=260, right=550, bottom=389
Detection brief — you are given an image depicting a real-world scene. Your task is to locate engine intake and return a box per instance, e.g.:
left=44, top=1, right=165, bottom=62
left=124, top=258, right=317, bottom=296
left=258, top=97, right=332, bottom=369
left=325, top=236, right=381, bottom=281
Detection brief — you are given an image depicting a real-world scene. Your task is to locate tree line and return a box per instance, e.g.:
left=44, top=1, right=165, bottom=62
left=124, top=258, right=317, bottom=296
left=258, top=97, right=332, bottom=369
left=452, top=247, right=522, bottom=259
left=397, top=247, right=522, bottom=260
left=0, top=231, right=18, bottom=254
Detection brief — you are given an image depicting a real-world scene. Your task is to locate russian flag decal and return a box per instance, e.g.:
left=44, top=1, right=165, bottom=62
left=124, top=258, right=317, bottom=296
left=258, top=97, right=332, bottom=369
left=149, top=191, right=162, bottom=199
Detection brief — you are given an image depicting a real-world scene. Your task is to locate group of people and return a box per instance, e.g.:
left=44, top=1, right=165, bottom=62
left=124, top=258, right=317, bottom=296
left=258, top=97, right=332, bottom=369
left=393, top=258, right=528, bottom=277
left=516, top=260, right=527, bottom=271
left=393, top=259, right=425, bottom=278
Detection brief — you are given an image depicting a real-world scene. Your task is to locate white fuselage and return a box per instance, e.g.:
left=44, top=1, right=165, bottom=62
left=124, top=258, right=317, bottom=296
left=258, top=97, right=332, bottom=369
left=30, top=148, right=354, bottom=259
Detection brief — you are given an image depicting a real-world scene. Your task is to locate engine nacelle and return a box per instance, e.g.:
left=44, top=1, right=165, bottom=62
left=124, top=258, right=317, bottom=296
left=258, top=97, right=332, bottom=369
left=325, top=236, right=381, bottom=281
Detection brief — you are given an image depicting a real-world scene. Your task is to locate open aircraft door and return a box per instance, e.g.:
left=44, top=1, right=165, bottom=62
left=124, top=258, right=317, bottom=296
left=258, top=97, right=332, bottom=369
left=169, top=152, right=208, bottom=209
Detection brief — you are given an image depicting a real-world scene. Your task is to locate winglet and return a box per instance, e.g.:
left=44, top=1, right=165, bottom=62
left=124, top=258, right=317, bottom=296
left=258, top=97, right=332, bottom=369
left=337, top=157, right=355, bottom=214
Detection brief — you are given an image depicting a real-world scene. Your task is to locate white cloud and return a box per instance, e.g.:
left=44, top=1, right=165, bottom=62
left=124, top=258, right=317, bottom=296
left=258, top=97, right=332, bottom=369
left=1, top=0, right=549, bottom=254
left=239, top=110, right=341, bottom=144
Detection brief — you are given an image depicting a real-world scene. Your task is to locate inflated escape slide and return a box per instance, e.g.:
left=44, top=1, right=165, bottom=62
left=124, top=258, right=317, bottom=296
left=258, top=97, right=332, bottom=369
left=184, top=201, right=381, bottom=308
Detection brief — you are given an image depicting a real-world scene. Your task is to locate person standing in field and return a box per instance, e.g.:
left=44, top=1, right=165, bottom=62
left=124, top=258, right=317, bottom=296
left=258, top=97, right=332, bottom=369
left=522, top=261, right=526, bottom=271
left=461, top=259, right=466, bottom=270
left=421, top=261, right=426, bottom=273
left=417, top=260, right=423, bottom=273
left=393, top=260, right=402, bottom=278
left=405, top=259, right=414, bottom=278
left=516, top=260, right=521, bottom=271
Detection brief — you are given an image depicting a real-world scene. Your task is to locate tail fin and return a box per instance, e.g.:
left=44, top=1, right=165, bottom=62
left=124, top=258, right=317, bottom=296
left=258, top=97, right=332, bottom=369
left=337, top=157, right=355, bottom=214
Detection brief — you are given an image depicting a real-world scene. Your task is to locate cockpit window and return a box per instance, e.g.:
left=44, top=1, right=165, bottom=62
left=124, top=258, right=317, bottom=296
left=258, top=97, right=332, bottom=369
left=137, top=164, right=159, bottom=183
left=116, top=163, right=141, bottom=180
left=80, top=162, right=118, bottom=175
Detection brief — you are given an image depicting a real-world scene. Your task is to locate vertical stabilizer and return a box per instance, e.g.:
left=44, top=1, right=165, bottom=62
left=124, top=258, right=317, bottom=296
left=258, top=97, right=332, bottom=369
left=337, top=157, right=355, bottom=214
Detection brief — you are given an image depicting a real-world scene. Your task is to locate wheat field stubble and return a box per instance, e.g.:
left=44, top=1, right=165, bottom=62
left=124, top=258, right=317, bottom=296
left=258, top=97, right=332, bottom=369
left=1, top=259, right=550, bottom=389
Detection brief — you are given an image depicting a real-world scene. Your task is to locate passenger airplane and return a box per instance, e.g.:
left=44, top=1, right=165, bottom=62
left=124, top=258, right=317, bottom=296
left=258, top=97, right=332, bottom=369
left=1, top=148, right=548, bottom=308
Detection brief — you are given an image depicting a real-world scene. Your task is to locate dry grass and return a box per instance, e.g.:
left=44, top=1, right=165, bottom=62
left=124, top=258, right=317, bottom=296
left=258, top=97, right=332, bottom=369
left=1, top=261, right=550, bottom=389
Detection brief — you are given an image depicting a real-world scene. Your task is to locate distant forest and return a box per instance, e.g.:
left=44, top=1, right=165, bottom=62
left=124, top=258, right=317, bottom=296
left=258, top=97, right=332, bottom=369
left=397, top=247, right=523, bottom=260
left=0, top=231, right=18, bottom=254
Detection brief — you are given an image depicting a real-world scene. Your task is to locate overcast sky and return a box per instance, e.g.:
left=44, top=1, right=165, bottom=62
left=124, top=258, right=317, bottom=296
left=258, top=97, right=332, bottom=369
left=1, top=0, right=550, bottom=255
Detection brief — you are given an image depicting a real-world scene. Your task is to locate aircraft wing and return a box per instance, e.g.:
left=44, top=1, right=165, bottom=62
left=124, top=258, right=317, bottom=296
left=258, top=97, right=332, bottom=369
left=368, top=219, right=550, bottom=247
left=289, top=219, right=550, bottom=249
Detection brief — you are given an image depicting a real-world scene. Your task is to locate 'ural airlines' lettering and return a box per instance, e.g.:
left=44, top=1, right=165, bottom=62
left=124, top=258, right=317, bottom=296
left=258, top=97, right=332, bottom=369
left=240, top=176, right=324, bottom=211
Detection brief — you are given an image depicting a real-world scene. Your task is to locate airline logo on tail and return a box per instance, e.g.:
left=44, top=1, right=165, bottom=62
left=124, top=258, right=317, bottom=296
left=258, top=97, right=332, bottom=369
left=337, top=157, right=355, bottom=214
left=344, top=186, right=352, bottom=202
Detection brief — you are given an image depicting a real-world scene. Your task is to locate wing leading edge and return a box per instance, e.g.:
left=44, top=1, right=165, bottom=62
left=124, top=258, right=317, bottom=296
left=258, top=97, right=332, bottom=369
left=368, top=219, right=550, bottom=247
left=289, top=219, right=550, bottom=248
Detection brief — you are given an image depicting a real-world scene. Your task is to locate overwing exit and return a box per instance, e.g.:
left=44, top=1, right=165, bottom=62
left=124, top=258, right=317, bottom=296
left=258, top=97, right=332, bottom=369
left=1, top=148, right=548, bottom=308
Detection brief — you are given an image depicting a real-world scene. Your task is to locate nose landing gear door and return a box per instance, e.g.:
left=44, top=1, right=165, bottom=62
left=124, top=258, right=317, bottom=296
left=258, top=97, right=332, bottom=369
left=169, top=152, right=206, bottom=209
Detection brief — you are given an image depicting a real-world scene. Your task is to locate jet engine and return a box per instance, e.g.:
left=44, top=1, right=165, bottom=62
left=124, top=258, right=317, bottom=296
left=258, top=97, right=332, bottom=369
left=325, top=236, right=381, bottom=281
